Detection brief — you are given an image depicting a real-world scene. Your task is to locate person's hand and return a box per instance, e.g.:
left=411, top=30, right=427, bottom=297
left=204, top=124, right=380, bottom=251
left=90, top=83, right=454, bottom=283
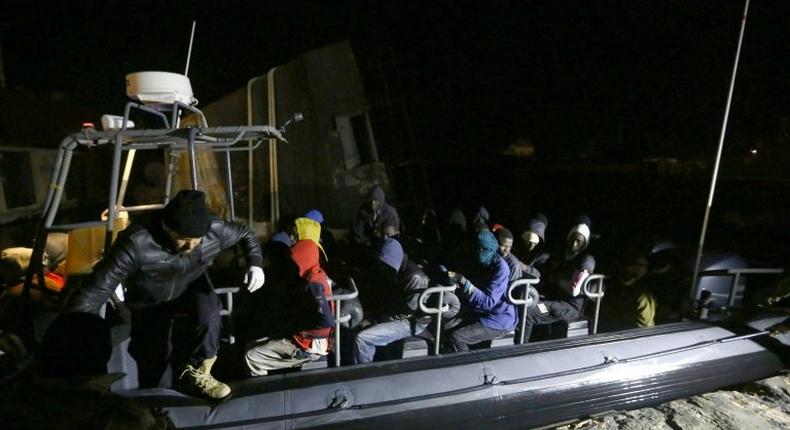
left=447, top=271, right=467, bottom=288
left=244, top=266, right=265, bottom=292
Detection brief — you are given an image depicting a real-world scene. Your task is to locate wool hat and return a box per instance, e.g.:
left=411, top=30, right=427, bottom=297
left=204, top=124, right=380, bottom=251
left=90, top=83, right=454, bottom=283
left=304, top=209, right=324, bottom=224
left=163, top=190, right=211, bottom=238
left=378, top=238, right=404, bottom=272
left=270, top=231, right=293, bottom=247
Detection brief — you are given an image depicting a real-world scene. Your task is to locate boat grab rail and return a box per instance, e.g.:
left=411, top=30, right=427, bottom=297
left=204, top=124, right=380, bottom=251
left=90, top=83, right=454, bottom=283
left=508, top=278, right=540, bottom=344
left=419, top=284, right=457, bottom=356
left=326, top=277, right=359, bottom=366
left=582, top=274, right=606, bottom=335
left=696, top=267, right=784, bottom=307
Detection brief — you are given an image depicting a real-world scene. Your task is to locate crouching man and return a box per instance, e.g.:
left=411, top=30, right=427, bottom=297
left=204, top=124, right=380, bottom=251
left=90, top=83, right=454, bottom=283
left=67, top=190, right=265, bottom=399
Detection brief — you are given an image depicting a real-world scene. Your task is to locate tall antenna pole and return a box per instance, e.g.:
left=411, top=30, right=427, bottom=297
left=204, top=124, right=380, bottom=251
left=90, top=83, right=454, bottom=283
left=184, top=21, right=196, bottom=77
left=690, top=0, right=751, bottom=298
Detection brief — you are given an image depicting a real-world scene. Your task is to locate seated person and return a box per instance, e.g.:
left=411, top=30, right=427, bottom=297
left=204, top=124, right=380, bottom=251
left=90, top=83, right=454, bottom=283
left=521, top=219, right=596, bottom=342
left=352, top=186, right=400, bottom=246
left=445, top=230, right=516, bottom=352
left=245, top=240, right=334, bottom=375
left=353, top=238, right=433, bottom=364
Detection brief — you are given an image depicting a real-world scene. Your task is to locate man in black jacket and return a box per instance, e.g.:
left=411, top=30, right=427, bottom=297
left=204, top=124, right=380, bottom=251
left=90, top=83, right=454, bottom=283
left=67, top=190, right=264, bottom=399
left=353, top=238, right=435, bottom=364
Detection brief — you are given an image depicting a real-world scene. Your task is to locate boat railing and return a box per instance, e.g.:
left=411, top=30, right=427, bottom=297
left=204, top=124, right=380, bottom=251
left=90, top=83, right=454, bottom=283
left=582, top=274, right=606, bottom=335
left=507, top=278, right=540, bottom=344
left=326, top=277, right=359, bottom=366
left=696, top=267, right=784, bottom=308
left=214, top=287, right=240, bottom=344
left=418, top=284, right=457, bottom=356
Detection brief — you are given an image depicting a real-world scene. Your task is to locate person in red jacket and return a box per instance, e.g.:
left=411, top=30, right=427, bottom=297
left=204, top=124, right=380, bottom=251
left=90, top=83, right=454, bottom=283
left=244, top=240, right=335, bottom=375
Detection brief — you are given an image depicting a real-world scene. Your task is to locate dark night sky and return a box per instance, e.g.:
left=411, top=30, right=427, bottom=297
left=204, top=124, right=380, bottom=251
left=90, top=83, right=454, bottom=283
left=2, top=0, right=790, bottom=162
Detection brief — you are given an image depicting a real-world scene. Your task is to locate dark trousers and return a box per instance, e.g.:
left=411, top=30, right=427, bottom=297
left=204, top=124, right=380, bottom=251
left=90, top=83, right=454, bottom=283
left=446, top=320, right=510, bottom=353
left=128, top=275, right=222, bottom=388
left=521, top=299, right=583, bottom=343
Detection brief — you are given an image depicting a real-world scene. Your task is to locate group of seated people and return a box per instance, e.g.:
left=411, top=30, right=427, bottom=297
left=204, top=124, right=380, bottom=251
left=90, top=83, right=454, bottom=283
left=0, top=186, right=634, bottom=404
left=239, top=186, right=604, bottom=376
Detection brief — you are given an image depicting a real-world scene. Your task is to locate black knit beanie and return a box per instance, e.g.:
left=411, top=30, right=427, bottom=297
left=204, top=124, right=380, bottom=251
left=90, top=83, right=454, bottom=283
left=163, top=189, right=211, bottom=238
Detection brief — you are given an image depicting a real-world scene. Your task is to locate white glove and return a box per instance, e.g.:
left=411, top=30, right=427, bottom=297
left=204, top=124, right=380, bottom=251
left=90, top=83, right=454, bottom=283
left=244, top=266, right=265, bottom=293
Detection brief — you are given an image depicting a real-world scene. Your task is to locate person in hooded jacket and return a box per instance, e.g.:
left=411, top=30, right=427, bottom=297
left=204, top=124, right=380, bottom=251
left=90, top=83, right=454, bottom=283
left=520, top=216, right=596, bottom=342
left=244, top=239, right=335, bottom=375
left=445, top=230, right=517, bottom=352
left=352, top=186, right=401, bottom=246
left=66, top=189, right=265, bottom=400
left=353, top=238, right=436, bottom=364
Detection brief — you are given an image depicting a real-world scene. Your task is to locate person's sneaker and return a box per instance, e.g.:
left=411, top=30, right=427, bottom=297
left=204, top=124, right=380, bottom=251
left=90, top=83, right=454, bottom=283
left=178, top=364, right=231, bottom=399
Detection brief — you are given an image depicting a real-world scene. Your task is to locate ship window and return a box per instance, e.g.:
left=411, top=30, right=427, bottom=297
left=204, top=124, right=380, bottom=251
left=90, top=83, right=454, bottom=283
left=0, top=152, right=36, bottom=209
left=336, top=112, right=378, bottom=170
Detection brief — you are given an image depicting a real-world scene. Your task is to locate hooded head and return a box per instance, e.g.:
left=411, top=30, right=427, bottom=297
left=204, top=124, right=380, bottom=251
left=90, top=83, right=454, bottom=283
left=567, top=223, right=591, bottom=254
left=567, top=215, right=592, bottom=254
left=290, top=239, right=320, bottom=278
left=448, top=208, right=467, bottom=232
left=163, top=189, right=212, bottom=238
left=478, top=230, right=500, bottom=266
left=295, top=217, right=327, bottom=260
left=378, top=238, right=404, bottom=272
left=368, top=186, right=386, bottom=212
left=528, top=213, right=548, bottom=243
left=304, top=209, right=324, bottom=224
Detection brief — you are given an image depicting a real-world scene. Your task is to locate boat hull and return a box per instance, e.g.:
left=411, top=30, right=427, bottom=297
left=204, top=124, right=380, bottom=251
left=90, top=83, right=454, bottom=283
left=122, top=321, right=787, bottom=429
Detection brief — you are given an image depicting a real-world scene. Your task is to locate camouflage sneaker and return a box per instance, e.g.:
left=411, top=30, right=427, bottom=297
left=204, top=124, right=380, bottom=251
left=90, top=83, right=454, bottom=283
left=178, top=364, right=231, bottom=399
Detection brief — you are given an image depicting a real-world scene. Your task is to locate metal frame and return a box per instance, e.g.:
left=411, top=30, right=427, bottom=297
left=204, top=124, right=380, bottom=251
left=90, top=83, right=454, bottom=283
left=326, top=277, right=359, bottom=367
left=695, top=267, right=784, bottom=307
left=582, top=274, right=606, bottom=335
left=418, top=284, right=456, bottom=356
left=507, top=278, right=540, bottom=344
left=23, top=100, right=293, bottom=304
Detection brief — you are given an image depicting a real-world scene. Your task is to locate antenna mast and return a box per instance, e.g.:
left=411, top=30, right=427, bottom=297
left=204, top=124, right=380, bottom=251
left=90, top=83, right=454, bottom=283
left=690, top=0, right=751, bottom=297
left=184, top=21, right=196, bottom=77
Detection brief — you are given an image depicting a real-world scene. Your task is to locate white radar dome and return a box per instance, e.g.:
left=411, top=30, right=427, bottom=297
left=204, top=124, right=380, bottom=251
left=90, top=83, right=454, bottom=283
left=125, top=71, right=197, bottom=105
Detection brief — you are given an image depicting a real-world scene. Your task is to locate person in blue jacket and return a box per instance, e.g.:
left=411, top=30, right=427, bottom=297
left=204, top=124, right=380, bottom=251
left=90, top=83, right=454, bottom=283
left=445, top=230, right=517, bottom=352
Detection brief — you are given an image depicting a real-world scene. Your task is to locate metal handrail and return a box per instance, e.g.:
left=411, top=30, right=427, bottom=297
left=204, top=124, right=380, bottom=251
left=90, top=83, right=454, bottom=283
left=326, top=277, right=359, bottom=366
left=697, top=268, right=784, bottom=307
left=508, top=278, right=540, bottom=344
left=214, top=287, right=240, bottom=344
left=581, top=274, right=606, bottom=334
left=418, top=284, right=456, bottom=356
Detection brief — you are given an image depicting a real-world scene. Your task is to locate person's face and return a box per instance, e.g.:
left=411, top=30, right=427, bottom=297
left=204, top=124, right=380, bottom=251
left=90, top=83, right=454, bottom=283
left=165, top=227, right=202, bottom=253
left=498, top=237, right=513, bottom=257
left=370, top=199, right=381, bottom=211
left=568, top=233, right=586, bottom=253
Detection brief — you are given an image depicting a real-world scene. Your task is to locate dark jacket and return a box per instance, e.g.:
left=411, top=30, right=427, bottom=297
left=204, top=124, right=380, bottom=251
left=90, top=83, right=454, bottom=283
left=398, top=258, right=431, bottom=323
left=352, top=187, right=401, bottom=245
left=67, top=215, right=263, bottom=313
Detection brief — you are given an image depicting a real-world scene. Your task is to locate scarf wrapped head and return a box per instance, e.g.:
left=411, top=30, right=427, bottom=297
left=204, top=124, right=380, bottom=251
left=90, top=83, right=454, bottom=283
left=478, top=230, right=499, bottom=266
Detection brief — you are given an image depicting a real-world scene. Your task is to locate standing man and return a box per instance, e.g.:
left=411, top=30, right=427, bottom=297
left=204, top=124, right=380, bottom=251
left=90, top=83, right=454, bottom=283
left=67, top=190, right=265, bottom=399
